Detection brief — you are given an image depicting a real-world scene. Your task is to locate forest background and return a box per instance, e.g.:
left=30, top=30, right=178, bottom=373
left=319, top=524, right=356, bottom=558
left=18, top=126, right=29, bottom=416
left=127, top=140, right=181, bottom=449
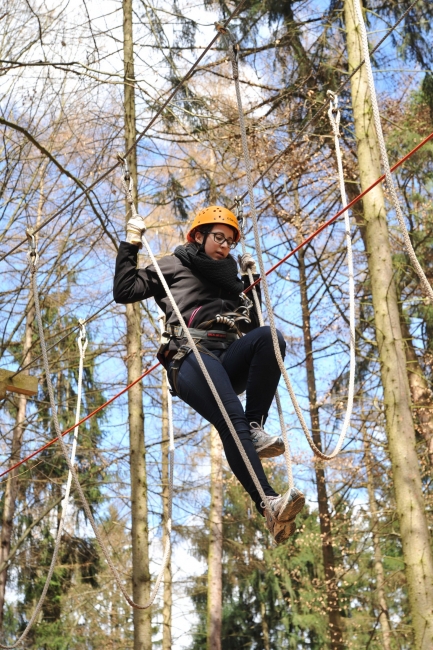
left=0, top=0, right=433, bottom=648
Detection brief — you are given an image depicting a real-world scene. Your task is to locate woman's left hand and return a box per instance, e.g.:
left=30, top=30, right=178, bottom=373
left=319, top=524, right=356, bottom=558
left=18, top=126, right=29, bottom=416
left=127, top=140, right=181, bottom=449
left=238, top=252, right=257, bottom=275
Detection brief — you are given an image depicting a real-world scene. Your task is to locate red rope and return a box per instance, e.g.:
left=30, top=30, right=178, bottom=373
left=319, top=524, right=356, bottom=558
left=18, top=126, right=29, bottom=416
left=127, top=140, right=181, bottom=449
left=0, top=362, right=160, bottom=481
left=2, top=129, right=432, bottom=481
left=245, top=129, right=433, bottom=293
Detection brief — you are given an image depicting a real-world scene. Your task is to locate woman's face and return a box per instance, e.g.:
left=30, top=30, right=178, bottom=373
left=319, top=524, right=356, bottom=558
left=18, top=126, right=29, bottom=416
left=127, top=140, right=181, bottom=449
left=194, top=223, right=236, bottom=260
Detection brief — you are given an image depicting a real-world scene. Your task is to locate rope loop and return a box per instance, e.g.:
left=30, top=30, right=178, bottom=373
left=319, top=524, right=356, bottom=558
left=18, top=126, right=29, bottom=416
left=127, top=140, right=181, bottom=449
left=223, top=26, right=356, bottom=462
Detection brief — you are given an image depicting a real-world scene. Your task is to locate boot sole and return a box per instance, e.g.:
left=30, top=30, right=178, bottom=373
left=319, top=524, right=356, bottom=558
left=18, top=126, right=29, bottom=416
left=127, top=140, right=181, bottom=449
left=274, top=519, right=296, bottom=544
left=278, top=492, right=305, bottom=522
left=256, top=439, right=285, bottom=459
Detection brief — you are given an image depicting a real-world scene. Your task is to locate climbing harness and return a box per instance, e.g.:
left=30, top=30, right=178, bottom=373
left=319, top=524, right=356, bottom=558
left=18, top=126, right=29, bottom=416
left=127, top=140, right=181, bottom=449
left=353, top=0, right=433, bottom=303
left=222, top=26, right=355, bottom=461
left=119, top=160, right=276, bottom=520
left=7, top=230, right=175, bottom=621
left=0, top=239, right=87, bottom=649
left=161, top=326, right=239, bottom=395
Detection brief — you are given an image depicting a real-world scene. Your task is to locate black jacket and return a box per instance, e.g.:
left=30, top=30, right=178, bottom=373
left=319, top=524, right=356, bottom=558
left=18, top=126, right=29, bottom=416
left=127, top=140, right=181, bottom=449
left=113, top=242, right=261, bottom=348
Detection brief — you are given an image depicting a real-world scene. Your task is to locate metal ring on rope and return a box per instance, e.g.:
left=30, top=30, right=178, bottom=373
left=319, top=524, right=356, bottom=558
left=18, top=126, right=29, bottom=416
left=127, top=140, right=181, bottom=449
left=353, top=0, right=433, bottom=303
left=223, top=30, right=356, bottom=461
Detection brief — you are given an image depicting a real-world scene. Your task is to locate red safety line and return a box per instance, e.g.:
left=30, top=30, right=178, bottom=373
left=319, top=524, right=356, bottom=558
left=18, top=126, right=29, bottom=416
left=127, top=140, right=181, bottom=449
left=245, top=129, right=433, bottom=293
left=0, top=362, right=160, bottom=480
left=2, top=129, right=432, bottom=480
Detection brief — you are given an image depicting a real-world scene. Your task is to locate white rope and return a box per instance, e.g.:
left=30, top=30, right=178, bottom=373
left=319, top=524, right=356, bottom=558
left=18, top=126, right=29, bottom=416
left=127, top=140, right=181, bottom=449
left=21, top=230, right=171, bottom=614
left=225, top=34, right=354, bottom=461
left=235, top=200, right=294, bottom=490
left=326, top=92, right=356, bottom=453
left=0, top=265, right=87, bottom=648
left=119, top=173, right=274, bottom=519
left=354, top=0, right=433, bottom=303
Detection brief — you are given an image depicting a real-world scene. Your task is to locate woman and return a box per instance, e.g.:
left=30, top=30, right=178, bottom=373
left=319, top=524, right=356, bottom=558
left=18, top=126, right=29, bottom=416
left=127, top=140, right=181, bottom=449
left=113, top=205, right=305, bottom=544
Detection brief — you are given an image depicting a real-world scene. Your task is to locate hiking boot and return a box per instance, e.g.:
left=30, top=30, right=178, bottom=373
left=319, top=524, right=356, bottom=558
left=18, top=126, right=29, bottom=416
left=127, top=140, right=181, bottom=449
left=262, top=487, right=305, bottom=522
left=264, top=508, right=296, bottom=544
left=250, top=421, right=285, bottom=459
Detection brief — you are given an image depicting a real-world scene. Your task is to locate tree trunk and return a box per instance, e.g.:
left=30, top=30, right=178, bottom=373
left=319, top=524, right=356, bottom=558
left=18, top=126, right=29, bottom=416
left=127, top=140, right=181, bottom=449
left=161, top=369, right=172, bottom=650
left=344, top=1, right=433, bottom=646
left=0, top=299, right=34, bottom=626
left=207, top=425, right=223, bottom=650
left=122, top=1, right=151, bottom=647
left=260, top=600, right=270, bottom=650
left=298, top=244, right=345, bottom=650
left=361, top=421, right=392, bottom=650
left=399, top=315, right=433, bottom=467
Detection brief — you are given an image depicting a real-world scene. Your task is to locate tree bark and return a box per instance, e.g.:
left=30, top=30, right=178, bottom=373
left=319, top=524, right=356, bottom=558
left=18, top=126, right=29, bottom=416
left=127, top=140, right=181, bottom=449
left=298, top=244, right=345, bottom=650
left=0, top=299, right=34, bottom=626
left=161, top=369, right=172, bottom=650
left=260, top=600, right=270, bottom=650
left=207, top=425, right=223, bottom=650
left=344, top=1, right=433, bottom=646
left=122, top=1, right=151, bottom=647
left=399, top=315, right=433, bottom=467
left=361, top=421, right=392, bottom=650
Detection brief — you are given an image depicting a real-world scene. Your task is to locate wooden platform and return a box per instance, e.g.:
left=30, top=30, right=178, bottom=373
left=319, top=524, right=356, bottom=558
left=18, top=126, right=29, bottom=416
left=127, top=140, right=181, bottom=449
left=0, top=369, right=38, bottom=398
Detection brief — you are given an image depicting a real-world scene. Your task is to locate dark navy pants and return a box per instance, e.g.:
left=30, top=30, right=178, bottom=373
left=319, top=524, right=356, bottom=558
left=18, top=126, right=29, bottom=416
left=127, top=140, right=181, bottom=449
left=168, top=326, right=286, bottom=510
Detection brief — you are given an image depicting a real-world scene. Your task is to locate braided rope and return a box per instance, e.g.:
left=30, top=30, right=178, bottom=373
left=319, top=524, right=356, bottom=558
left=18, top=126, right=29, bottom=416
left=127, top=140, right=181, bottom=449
left=354, top=0, right=433, bottom=303
left=226, top=39, right=354, bottom=461
left=20, top=239, right=173, bottom=613
left=236, top=204, right=294, bottom=490
left=0, top=291, right=87, bottom=648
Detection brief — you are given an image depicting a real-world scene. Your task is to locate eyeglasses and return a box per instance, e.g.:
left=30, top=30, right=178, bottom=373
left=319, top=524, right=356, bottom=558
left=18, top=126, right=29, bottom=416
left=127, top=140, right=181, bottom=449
left=208, top=231, right=238, bottom=249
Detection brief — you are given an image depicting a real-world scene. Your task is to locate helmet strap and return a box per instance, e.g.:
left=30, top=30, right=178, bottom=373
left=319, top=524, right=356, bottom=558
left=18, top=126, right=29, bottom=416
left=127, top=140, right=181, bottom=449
left=194, top=228, right=211, bottom=252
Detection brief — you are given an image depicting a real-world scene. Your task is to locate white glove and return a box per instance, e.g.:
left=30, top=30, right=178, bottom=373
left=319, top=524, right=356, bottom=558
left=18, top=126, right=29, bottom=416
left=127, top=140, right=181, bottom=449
left=126, top=215, right=146, bottom=247
left=238, top=252, right=257, bottom=275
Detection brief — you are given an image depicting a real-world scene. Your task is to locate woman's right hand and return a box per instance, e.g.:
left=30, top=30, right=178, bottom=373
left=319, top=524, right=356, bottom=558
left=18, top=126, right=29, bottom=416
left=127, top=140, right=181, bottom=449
left=126, top=216, right=147, bottom=247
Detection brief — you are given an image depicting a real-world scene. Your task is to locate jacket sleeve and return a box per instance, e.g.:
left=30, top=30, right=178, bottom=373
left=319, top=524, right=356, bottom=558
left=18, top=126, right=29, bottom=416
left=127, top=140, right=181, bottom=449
left=113, top=241, right=175, bottom=304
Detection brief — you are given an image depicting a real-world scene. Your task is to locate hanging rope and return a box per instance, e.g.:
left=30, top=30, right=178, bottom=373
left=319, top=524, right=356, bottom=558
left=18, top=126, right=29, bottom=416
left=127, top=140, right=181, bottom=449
left=0, top=261, right=87, bottom=649
left=223, top=28, right=354, bottom=461
left=326, top=91, right=356, bottom=453
left=353, top=0, right=433, bottom=303
left=235, top=198, right=294, bottom=490
left=19, top=230, right=173, bottom=612
left=119, top=165, right=275, bottom=520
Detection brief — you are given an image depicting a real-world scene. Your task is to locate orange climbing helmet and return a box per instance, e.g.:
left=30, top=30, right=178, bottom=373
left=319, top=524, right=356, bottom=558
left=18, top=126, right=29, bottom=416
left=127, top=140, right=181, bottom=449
left=187, top=205, right=241, bottom=243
